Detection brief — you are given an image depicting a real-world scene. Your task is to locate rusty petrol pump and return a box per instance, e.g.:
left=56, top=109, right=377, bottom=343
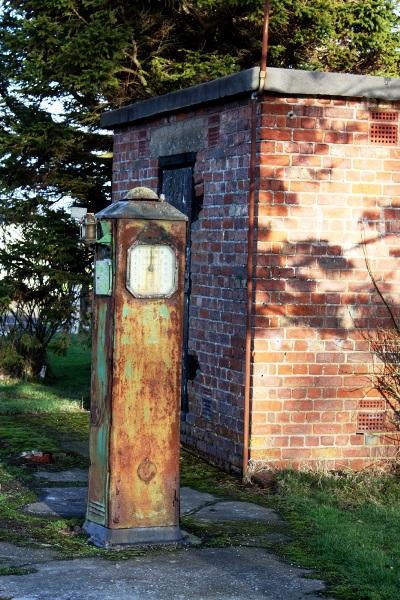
left=82, top=187, right=187, bottom=547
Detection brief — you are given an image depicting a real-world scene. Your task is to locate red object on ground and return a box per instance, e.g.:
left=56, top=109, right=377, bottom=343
left=23, top=452, right=53, bottom=464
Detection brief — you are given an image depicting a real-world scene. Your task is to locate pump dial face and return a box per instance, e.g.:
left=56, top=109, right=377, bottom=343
left=127, top=243, right=177, bottom=298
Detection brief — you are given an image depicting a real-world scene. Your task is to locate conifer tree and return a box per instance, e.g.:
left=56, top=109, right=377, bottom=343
left=0, top=0, right=398, bottom=211
left=0, top=0, right=398, bottom=377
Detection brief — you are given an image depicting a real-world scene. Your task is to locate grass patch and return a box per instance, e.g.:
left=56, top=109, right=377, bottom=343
left=46, top=334, right=91, bottom=401
left=0, top=334, right=91, bottom=414
left=180, top=447, right=400, bottom=600
left=0, top=337, right=95, bottom=559
left=0, top=413, right=89, bottom=469
left=273, top=469, right=400, bottom=600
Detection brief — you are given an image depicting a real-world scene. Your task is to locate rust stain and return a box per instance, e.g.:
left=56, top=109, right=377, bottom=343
left=137, top=459, right=157, bottom=483
left=108, top=218, right=186, bottom=529
left=86, top=215, right=186, bottom=532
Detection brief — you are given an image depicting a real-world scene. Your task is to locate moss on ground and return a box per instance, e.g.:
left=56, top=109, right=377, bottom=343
left=0, top=567, right=37, bottom=576
left=181, top=516, right=288, bottom=550
left=0, top=440, right=284, bottom=562
left=0, top=413, right=89, bottom=469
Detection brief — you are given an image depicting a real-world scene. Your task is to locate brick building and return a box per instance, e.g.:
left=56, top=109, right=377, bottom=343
left=101, top=67, right=400, bottom=472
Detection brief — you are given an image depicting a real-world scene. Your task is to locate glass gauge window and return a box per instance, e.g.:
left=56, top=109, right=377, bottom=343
left=127, top=244, right=177, bottom=298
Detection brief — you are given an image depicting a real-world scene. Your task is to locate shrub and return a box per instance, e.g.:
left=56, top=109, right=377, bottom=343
left=0, top=196, right=91, bottom=379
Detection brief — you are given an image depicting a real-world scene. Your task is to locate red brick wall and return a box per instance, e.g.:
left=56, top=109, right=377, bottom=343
left=111, top=90, right=400, bottom=473
left=112, top=100, right=252, bottom=471
left=251, top=96, right=400, bottom=469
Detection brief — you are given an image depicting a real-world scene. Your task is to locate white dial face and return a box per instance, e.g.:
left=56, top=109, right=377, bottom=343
left=127, top=243, right=177, bottom=298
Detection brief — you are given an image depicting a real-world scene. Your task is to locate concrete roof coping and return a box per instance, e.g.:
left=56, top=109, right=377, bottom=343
left=101, top=66, right=400, bottom=129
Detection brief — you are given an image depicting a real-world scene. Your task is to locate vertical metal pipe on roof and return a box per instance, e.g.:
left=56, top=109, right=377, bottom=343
left=242, top=0, right=271, bottom=478
left=259, top=1, right=270, bottom=91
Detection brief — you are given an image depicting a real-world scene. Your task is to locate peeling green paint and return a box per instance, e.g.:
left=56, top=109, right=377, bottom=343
left=88, top=300, right=110, bottom=526
left=97, top=220, right=112, bottom=245
left=96, top=304, right=108, bottom=386
left=159, top=305, right=170, bottom=320
left=96, top=425, right=109, bottom=465
left=143, top=305, right=161, bottom=345
left=123, top=359, right=134, bottom=380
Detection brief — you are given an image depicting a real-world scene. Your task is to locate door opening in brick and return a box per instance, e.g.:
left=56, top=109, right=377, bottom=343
left=159, top=153, right=199, bottom=412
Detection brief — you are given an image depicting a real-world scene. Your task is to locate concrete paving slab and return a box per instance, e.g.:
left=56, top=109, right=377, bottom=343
left=23, top=487, right=225, bottom=519
left=0, top=547, right=334, bottom=600
left=33, top=469, right=88, bottom=483
left=194, top=501, right=283, bottom=524
left=180, top=487, right=217, bottom=515
left=0, top=543, right=60, bottom=569
left=24, top=487, right=87, bottom=518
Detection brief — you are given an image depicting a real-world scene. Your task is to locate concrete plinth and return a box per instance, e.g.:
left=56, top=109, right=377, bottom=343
left=83, top=520, right=183, bottom=548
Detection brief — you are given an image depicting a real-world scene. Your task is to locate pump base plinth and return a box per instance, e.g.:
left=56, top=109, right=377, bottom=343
left=83, top=520, right=183, bottom=548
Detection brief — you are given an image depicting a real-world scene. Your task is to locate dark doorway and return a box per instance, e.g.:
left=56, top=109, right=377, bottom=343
left=159, top=153, right=199, bottom=412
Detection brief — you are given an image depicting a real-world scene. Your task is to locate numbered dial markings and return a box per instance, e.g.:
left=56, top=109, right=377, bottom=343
left=127, top=244, right=177, bottom=298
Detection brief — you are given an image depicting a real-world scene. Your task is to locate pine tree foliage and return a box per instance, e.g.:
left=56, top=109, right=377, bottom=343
left=0, top=0, right=398, bottom=210
left=0, top=196, right=91, bottom=378
left=0, top=0, right=398, bottom=377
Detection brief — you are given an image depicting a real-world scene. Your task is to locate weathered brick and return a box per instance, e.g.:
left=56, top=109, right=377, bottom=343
left=110, top=89, right=400, bottom=473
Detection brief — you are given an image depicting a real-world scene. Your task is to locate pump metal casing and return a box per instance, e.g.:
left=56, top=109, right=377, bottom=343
left=84, top=190, right=187, bottom=547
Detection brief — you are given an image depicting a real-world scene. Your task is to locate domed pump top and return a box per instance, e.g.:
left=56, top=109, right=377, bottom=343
left=124, top=187, right=161, bottom=201
left=95, top=187, right=187, bottom=222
